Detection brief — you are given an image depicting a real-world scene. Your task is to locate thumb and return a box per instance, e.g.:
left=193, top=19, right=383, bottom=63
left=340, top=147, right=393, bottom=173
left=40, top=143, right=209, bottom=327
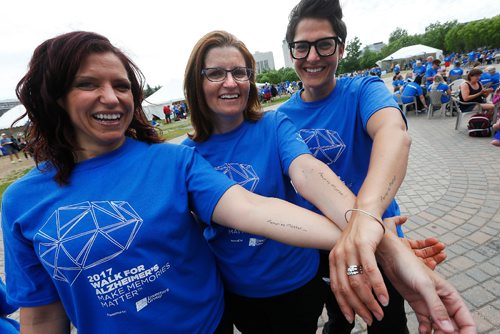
left=421, top=285, right=455, bottom=333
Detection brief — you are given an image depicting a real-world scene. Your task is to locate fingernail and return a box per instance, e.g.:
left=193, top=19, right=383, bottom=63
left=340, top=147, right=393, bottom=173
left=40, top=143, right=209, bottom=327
left=439, top=320, right=454, bottom=331
left=378, top=294, right=389, bottom=306
left=374, top=312, right=383, bottom=321
left=344, top=314, right=353, bottom=324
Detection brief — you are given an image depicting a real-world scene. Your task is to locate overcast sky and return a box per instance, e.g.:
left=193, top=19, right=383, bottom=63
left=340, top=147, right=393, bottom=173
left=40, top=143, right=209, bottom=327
left=0, top=0, right=498, bottom=100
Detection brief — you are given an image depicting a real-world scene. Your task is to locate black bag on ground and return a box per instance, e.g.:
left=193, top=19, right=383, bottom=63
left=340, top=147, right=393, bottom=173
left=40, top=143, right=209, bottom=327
left=468, top=113, right=492, bottom=137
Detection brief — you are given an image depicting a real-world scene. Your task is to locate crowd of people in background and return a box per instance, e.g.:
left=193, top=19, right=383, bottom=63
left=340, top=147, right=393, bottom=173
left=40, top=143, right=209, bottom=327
left=0, top=132, right=31, bottom=163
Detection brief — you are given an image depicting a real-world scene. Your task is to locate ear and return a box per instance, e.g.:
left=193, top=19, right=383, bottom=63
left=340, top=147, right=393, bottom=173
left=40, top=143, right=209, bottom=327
left=337, top=45, right=345, bottom=61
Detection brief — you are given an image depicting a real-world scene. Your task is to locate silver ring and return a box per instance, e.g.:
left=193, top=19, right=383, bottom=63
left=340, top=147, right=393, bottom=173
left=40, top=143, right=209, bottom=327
left=346, top=265, right=363, bottom=276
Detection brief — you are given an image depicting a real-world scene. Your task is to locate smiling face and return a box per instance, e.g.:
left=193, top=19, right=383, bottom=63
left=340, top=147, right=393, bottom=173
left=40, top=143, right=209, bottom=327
left=291, top=18, right=344, bottom=102
left=60, top=52, right=134, bottom=161
left=202, top=46, right=250, bottom=133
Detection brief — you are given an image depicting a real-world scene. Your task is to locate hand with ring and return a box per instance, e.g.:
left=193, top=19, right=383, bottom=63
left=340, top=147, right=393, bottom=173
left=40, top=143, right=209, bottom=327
left=329, top=214, right=448, bottom=325
left=329, top=209, right=388, bottom=325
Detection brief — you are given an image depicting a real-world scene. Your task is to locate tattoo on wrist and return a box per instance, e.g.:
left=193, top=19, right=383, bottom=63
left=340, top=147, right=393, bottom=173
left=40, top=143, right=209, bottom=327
left=318, top=172, right=344, bottom=196
left=380, top=176, right=396, bottom=202
left=266, top=219, right=308, bottom=232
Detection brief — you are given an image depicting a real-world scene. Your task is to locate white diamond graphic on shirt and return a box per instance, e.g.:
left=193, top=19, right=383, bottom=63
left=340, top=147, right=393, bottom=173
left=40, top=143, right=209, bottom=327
left=215, top=163, right=259, bottom=192
left=299, top=129, right=346, bottom=165
left=35, top=201, right=143, bottom=285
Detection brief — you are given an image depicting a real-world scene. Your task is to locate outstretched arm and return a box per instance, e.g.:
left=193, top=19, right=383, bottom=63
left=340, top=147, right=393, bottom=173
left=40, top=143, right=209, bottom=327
left=212, top=185, right=469, bottom=333
left=212, top=185, right=343, bottom=250
left=20, top=301, right=70, bottom=334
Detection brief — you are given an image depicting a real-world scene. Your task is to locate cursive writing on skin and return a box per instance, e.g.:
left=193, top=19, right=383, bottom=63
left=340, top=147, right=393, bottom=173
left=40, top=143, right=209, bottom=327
left=267, top=219, right=308, bottom=232
left=318, top=172, right=344, bottom=196
left=380, top=176, right=397, bottom=202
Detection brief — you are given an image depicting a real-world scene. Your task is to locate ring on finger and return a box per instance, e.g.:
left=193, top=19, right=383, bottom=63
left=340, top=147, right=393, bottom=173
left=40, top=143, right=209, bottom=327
left=347, top=264, right=363, bottom=276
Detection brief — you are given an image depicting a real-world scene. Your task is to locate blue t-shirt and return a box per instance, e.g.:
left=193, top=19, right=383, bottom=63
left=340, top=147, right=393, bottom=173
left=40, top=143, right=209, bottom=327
left=182, top=111, right=319, bottom=298
left=401, top=82, right=424, bottom=103
left=425, top=67, right=438, bottom=88
left=449, top=67, right=463, bottom=77
left=413, top=65, right=426, bottom=76
left=1, top=138, right=236, bottom=334
left=430, top=83, right=450, bottom=103
left=480, top=72, right=492, bottom=87
left=278, top=76, right=405, bottom=237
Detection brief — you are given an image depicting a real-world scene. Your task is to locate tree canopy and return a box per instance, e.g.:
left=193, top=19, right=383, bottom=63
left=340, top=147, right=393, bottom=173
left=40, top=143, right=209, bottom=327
left=337, top=14, right=499, bottom=74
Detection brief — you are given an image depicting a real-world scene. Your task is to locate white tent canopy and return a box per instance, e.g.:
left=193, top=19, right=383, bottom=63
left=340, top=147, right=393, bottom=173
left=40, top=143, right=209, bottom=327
left=0, top=104, right=28, bottom=130
left=377, top=44, right=443, bottom=69
left=142, top=80, right=185, bottom=120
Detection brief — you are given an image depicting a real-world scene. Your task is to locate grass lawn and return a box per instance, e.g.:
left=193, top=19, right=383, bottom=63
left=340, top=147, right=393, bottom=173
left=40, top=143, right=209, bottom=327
left=156, top=117, right=193, bottom=141
left=0, top=168, right=32, bottom=201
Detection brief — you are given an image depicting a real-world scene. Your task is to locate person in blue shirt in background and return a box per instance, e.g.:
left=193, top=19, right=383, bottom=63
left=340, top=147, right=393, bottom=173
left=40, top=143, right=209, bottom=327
left=429, top=74, right=451, bottom=104
left=412, top=59, right=426, bottom=77
left=480, top=66, right=500, bottom=92
left=425, top=59, right=441, bottom=89
left=391, top=73, right=405, bottom=92
left=448, top=60, right=464, bottom=82
left=397, top=76, right=428, bottom=112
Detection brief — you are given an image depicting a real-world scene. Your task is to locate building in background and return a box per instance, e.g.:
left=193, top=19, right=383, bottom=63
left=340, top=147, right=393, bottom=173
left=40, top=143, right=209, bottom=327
left=282, top=40, right=293, bottom=69
left=364, top=42, right=386, bottom=54
left=253, top=51, right=275, bottom=74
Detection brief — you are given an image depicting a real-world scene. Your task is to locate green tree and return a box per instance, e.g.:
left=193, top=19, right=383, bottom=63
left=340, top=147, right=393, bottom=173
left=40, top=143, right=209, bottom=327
left=256, top=68, right=299, bottom=84
left=359, top=48, right=381, bottom=70
left=339, top=37, right=362, bottom=73
left=388, top=28, right=408, bottom=44
left=144, top=84, right=161, bottom=98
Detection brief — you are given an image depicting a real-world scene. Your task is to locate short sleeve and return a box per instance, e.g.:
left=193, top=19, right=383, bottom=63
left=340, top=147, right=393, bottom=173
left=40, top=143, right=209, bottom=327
left=273, top=111, right=312, bottom=175
left=184, top=148, right=236, bottom=224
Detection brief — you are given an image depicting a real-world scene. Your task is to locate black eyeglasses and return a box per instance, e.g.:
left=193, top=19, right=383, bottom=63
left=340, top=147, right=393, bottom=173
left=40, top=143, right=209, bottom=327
left=201, top=67, right=253, bottom=82
left=288, top=36, right=343, bottom=60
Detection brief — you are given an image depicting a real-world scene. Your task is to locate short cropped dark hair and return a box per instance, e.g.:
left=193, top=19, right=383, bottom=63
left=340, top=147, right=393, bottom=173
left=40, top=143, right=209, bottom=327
left=16, top=31, right=163, bottom=185
left=286, top=0, right=347, bottom=44
left=184, top=30, right=262, bottom=142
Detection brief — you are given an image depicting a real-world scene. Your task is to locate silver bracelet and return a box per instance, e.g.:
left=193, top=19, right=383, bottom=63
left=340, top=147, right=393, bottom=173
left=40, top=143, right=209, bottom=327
left=344, top=208, right=386, bottom=234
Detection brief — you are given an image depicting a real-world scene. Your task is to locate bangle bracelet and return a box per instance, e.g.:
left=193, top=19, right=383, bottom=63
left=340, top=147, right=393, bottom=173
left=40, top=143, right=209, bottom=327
left=344, top=208, right=386, bottom=234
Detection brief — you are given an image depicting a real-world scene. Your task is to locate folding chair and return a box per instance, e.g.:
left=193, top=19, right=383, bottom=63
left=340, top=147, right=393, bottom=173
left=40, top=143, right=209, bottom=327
left=395, top=94, right=418, bottom=117
left=449, top=79, right=465, bottom=98
left=447, top=74, right=462, bottom=83
left=427, top=90, right=451, bottom=118
left=452, top=97, right=483, bottom=130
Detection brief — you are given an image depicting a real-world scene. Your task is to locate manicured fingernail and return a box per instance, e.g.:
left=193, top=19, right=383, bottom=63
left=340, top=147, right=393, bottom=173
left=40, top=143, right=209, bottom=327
left=374, top=312, right=383, bottom=321
left=439, top=320, right=454, bottom=331
left=378, top=295, right=389, bottom=306
left=344, top=314, right=353, bottom=324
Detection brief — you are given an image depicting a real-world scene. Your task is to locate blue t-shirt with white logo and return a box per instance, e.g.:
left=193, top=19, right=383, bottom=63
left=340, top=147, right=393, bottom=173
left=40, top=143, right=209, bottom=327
left=2, top=138, right=235, bottom=334
left=182, top=111, right=319, bottom=298
left=279, top=76, right=405, bottom=236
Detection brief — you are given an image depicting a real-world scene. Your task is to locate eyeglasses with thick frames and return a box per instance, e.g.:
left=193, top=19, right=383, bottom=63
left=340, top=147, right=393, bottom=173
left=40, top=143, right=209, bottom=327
left=288, top=36, right=343, bottom=60
left=201, top=67, right=253, bottom=82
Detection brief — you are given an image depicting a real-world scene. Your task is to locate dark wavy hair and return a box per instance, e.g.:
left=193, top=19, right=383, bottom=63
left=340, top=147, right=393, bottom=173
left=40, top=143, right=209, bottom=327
left=286, top=0, right=347, bottom=45
left=467, top=68, right=482, bottom=81
left=184, top=30, right=262, bottom=142
left=15, top=31, right=163, bottom=185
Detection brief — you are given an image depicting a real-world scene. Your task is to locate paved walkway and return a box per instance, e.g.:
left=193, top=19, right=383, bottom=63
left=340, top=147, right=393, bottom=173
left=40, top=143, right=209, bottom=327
left=1, top=107, right=499, bottom=333
left=316, top=113, right=500, bottom=333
